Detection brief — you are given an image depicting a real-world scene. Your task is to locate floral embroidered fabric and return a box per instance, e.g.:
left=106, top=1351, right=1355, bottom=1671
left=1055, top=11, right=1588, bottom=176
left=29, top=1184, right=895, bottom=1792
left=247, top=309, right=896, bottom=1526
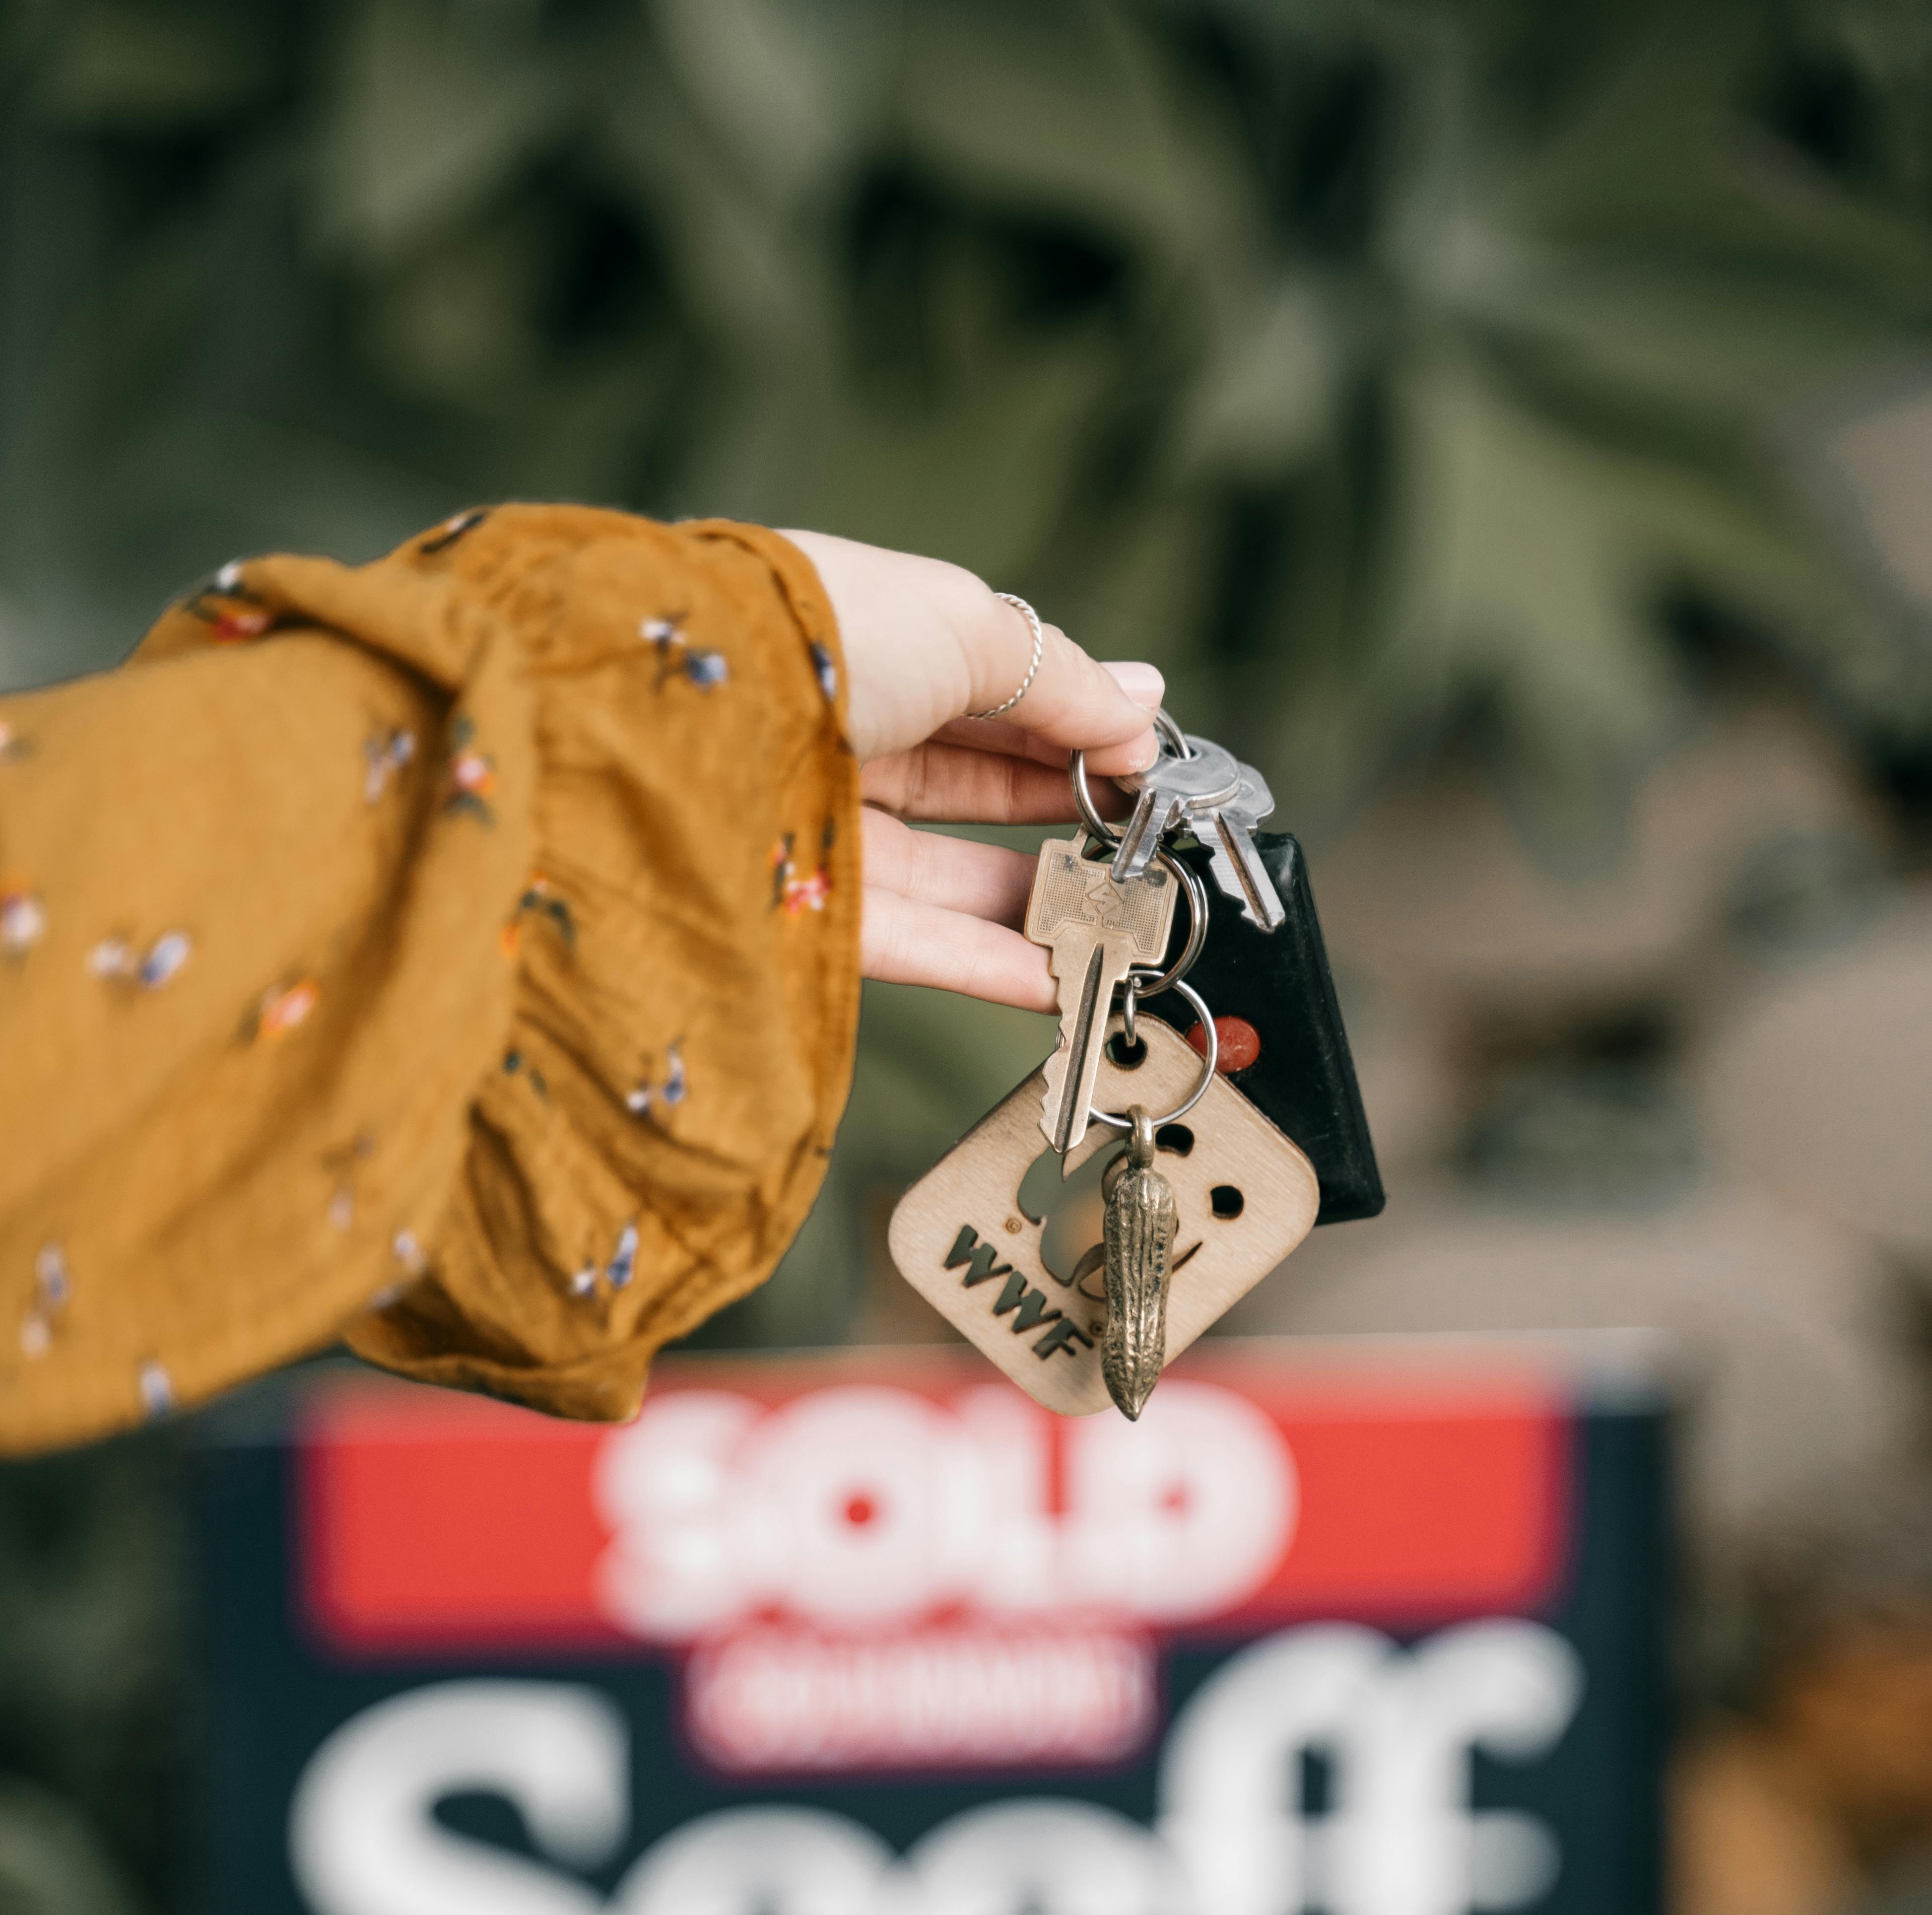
left=0, top=507, right=859, bottom=1451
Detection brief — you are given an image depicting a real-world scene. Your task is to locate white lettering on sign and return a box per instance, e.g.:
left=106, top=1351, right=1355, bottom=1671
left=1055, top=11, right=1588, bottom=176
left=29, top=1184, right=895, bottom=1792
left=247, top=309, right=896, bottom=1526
left=289, top=1622, right=1583, bottom=1915
left=885, top=1800, right=1185, bottom=1915
left=611, top=1807, right=894, bottom=1915
left=1158, top=1621, right=1585, bottom=1915
left=289, top=1683, right=627, bottom=1915
left=591, top=1380, right=1296, bottom=1639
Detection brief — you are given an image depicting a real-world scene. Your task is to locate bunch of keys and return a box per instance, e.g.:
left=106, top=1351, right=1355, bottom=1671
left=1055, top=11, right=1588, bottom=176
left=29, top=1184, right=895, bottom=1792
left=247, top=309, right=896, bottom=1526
left=1101, top=720, right=1286, bottom=935
left=891, top=712, right=1380, bottom=1421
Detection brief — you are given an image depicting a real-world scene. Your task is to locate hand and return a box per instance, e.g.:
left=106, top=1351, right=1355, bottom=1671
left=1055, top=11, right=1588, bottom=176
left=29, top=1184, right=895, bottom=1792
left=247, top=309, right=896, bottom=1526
left=782, top=530, right=1163, bottom=1013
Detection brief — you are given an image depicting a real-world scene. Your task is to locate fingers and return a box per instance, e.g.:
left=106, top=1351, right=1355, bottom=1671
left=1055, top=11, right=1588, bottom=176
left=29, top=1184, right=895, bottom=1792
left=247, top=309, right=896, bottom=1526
left=975, top=611, right=1162, bottom=776
left=868, top=657, right=1156, bottom=821
left=860, top=808, right=1037, bottom=919
left=862, top=887, right=1057, bottom=1012
left=779, top=527, right=1164, bottom=771
left=862, top=746, right=1129, bottom=824
left=858, top=811, right=1056, bottom=1009
left=933, top=660, right=1163, bottom=769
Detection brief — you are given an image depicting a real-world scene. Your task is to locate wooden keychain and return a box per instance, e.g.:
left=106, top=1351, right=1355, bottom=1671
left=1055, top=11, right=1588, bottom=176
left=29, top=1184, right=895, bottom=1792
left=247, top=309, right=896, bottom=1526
left=889, top=994, right=1320, bottom=1419
left=890, top=714, right=1375, bottom=1419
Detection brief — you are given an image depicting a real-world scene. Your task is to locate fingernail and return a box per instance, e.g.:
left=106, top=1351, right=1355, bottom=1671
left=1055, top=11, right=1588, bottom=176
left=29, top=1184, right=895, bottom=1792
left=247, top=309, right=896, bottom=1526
left=1103, top=661, right=1164, bottom=707
left=1124, top=728, right=1161, bottom=772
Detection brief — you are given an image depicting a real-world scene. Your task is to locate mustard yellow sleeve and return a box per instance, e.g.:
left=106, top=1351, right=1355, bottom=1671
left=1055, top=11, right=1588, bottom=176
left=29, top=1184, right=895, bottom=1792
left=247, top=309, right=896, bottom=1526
left=0, top=505, right=860, bottom=1452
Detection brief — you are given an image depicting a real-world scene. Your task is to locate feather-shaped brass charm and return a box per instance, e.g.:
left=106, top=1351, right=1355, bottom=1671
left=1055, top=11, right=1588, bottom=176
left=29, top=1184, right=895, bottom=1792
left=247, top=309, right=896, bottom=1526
left=1102, top=1105, right=1178, bottom=1419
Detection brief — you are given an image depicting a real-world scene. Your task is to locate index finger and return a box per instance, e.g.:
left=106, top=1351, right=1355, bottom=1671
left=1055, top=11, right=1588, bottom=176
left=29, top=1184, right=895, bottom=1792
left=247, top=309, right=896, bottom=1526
left=934, top=658, right=1165, bottom=773
left=778, top=528, right=1164, bottom=772
left=974, top=613, right=1165, bottom=777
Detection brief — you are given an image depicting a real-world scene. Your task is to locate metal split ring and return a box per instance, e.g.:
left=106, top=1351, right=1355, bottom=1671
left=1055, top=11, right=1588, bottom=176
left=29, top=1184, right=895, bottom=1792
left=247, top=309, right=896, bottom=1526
left=1069, top=707, right=1191, bottom=843
left=1087, top=974, right=1218, bottom=1132
left=969, top=594, right=1047, bottom=719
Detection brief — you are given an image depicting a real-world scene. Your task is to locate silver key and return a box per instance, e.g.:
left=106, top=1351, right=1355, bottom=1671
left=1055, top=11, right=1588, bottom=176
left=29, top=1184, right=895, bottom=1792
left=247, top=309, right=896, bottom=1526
left=1110, top=736, right=1241, bottom=883
left=1193, top=763, right=1286, bottom=932
left=1025, top=835, right=1178, bottom=1158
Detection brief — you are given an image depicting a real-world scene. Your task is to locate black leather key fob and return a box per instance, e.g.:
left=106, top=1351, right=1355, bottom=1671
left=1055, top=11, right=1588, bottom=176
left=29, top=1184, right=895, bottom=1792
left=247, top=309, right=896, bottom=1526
left=1143, top=833, right=1384, bottom=1226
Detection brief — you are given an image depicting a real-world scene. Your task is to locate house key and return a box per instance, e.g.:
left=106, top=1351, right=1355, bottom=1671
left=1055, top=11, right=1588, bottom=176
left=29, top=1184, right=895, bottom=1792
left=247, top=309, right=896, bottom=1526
left=1192, top=761, right=1287, bottom=932
left=1025, top=836, right=1177, bottom=1159
left=1109, top=736, right=1242, bottom=883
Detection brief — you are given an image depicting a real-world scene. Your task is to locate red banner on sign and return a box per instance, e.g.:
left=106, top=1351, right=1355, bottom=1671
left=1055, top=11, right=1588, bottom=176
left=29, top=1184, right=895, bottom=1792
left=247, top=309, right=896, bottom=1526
left=298, top=1344, right=1571, bottom=1671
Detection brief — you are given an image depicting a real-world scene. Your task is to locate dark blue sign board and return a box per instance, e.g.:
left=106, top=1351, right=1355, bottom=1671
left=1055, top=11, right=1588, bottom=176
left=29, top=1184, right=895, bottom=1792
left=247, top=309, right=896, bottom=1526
left=190, top=1338, right=1668, bottom=1915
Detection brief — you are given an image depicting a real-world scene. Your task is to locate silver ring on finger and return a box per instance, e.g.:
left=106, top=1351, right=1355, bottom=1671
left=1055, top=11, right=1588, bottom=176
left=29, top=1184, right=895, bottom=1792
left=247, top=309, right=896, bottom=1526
left=969, top=594, right=1046, bottom=720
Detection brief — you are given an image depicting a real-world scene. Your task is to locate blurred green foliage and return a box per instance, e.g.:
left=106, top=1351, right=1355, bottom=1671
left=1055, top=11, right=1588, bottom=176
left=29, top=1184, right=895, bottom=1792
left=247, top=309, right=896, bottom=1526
left=5, top=3, right=1932, bottom=1904
left=6, top=0, right=1932, bottom=805
left=0, top=1437, right=176, bottom=1915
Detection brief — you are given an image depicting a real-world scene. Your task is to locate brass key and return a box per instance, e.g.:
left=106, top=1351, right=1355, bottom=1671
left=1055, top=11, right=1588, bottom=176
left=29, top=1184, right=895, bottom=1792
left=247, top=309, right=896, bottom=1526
left=1025, top=835, right=1177, bottom=1160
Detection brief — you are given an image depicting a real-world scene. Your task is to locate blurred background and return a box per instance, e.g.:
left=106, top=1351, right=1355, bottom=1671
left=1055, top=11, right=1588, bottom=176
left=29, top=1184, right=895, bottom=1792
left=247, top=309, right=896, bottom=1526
left=4, top=0, right=1932, bottom=1910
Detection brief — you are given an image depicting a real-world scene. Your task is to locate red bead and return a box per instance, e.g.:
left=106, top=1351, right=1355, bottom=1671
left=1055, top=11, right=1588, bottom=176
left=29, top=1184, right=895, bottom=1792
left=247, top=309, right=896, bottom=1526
left=1187, top=1015, right=1262, bottom=1074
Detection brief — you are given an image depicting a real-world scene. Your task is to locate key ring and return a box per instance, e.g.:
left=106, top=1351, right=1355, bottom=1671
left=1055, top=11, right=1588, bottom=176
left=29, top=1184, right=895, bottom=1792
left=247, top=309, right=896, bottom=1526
left=1138, top=850, right=1208, bottom=995
left=1070, top=708, right=1192, bottom=843
left=1088, top=975, right=1218, bottom=1132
